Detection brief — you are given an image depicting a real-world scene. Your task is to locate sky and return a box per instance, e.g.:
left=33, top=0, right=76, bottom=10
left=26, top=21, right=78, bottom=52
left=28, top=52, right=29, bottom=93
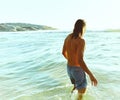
left=0, top=0, right=120, bottom=30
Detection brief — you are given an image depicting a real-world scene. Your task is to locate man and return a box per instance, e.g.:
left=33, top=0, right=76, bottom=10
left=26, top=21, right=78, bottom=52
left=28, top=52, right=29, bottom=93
left=62, top=19, right=98, bottom=100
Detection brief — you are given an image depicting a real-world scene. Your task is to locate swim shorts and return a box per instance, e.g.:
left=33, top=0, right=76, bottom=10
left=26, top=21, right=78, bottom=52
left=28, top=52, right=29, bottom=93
left=67, top=65, right=87, bottom=89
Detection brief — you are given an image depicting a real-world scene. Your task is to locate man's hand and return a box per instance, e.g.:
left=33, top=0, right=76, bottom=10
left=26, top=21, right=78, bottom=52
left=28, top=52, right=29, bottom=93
left=89, top=74, right=98, bottom=86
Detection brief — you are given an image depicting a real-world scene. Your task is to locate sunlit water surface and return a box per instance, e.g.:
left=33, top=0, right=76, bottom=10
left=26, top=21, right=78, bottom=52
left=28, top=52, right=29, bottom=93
left=0, top=31, right=120, bottom=100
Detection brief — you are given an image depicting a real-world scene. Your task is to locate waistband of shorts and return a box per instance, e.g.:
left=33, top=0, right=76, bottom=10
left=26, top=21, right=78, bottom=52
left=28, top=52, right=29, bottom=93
left=67, top=64, right=81, bottom=68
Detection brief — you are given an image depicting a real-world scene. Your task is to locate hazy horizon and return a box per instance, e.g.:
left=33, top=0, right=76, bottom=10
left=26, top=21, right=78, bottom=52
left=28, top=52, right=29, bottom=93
left=0, top=22, right=120, bottom=31
left=0, top=0, right=120, bottom=30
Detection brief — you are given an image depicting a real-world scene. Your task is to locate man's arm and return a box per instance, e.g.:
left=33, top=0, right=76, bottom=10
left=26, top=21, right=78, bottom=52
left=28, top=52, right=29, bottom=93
left=77, top=39, right=98, bottom=86
left=62, top=39, right=68, bottom=59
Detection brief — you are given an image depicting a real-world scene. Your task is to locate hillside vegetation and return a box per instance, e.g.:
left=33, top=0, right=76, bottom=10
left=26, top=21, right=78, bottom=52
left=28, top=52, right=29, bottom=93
left=0, top=23, right=56, bottom=32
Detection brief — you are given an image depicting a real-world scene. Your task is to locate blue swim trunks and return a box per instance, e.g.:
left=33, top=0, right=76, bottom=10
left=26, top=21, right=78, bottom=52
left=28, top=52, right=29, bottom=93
left=67, top=65, right=87, bottom=90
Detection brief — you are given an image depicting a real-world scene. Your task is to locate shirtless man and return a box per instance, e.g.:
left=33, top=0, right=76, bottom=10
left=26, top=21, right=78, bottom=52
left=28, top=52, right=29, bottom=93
left=62, top=19, right=98, bottom=100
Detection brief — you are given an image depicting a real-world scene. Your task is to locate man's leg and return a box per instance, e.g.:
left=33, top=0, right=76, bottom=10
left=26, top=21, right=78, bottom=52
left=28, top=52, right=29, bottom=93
left=77, top=88, right=86, bottom=100
left=71, top=84, right=76, bottom=93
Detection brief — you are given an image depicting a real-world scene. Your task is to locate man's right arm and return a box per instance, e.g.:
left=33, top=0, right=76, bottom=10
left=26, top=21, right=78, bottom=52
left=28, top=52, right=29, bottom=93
left=77, top=39, right=98, bottom=86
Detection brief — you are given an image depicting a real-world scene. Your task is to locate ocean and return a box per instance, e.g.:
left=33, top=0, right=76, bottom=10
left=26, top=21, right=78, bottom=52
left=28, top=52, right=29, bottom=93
left=0, top=31, right=120, bottom=100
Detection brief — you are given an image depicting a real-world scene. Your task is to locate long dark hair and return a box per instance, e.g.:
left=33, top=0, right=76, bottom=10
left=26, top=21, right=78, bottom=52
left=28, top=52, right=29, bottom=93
left=72, top=19, right=86, bottom=39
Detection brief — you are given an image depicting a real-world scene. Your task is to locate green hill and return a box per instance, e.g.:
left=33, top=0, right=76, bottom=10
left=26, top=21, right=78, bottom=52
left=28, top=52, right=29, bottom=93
left=104, top=29, right=120, bottom=32
left=0, top=23, right=56, bottom=32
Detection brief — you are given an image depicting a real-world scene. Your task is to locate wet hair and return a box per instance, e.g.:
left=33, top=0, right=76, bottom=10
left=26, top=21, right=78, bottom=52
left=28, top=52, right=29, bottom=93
left=72, top=19, right=86, bottom=39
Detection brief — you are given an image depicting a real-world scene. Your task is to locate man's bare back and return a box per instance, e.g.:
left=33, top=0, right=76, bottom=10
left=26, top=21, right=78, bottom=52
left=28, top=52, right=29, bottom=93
left=63, top=34, right=85, bottom=67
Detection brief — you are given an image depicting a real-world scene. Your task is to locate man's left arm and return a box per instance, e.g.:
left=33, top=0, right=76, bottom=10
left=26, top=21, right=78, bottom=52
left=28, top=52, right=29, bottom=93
left=62, top=40, right=68, bottom=59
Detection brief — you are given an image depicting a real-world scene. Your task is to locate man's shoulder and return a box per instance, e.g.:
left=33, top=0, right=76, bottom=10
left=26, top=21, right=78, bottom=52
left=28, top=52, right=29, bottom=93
left=67, top=33, right=72, bottom=37
left=78, top=38, right=85, bottom=42
left=65, top=33, right=72, bottom=40
left=77, top=38, right=85, bottom=47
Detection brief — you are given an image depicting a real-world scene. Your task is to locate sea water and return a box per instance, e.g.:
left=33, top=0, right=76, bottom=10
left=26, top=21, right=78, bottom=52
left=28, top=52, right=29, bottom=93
left=0, top=31, right=120, bottom=100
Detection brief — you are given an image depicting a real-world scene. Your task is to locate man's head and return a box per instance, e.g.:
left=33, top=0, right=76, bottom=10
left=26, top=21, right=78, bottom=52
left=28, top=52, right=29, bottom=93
left=72, top=19, right=86, bottom=38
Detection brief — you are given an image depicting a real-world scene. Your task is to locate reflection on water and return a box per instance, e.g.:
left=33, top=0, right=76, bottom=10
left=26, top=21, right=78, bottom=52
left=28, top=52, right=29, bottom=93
left=0, top=31, right=120, bottom=100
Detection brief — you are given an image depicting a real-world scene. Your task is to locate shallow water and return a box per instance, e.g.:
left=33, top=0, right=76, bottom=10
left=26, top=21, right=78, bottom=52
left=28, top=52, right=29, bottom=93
left=0, top=31, right=120, bottom=100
